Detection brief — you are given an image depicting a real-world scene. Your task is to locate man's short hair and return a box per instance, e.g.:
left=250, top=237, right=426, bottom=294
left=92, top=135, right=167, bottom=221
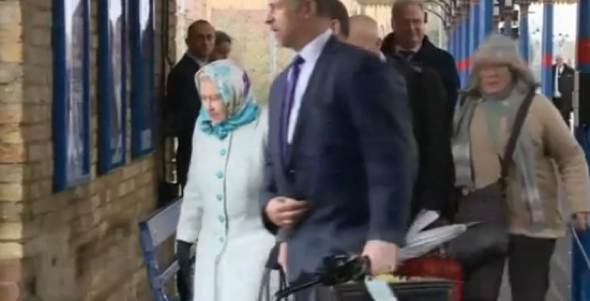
left=328, top=0, right=350, bottom=37
left=291, top=0, right=336, bottom=18
left=187, top=19, right=212, bottom=38
left=391, top=0, right=424, bottom=21
left=215, top=31, right=232, bottom=45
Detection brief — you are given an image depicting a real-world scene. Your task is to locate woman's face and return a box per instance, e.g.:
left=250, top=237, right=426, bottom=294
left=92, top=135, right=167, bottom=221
left=199, top=79, right=228, bottom=123
left=478, top=63, right=512, bottom=94
left=210, top=42, right=231, bottom=61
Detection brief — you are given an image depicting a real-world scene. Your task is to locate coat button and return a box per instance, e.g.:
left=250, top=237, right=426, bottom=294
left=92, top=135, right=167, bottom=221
left=218, top=215, right=225, bottom=223
left=216, top=171, right=223, bottom=179
left=216, top=194, right=223, bottom=201
left=219, top=149, right=226, bottom=156
left=288, top=169, right=295, bottom=175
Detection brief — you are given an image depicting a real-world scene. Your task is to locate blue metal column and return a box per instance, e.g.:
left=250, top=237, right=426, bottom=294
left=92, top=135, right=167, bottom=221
left=479, top=0, right=493, bottom=42
left=457, top=15, right=464, bottom=85
left=519, top=2, right=530, bottom=61
left=449, top=21, right=457, bottom=58
left=461, top=10, right=469, bottom=86
left=464, top=4, right=471, bottom=83
left=540, top=0, right=554, bottom=97
left=573, top=0, right=590, bottom=299
left=469, top=0, right=479, bottom=66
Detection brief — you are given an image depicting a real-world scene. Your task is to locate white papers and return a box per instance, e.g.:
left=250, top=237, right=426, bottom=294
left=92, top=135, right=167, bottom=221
left=365, top=279, right=398, bottom=301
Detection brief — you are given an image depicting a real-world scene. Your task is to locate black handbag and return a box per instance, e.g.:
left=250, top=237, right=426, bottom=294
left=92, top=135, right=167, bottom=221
left=315, top=280, right=456, bottom=301
left=446, top=88, right=536, bottom=268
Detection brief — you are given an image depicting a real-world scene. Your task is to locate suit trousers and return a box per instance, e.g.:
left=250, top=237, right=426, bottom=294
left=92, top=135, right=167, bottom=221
left=552, top=97, right=572, bottom=127
left=462, top=234, right=556, bottom=301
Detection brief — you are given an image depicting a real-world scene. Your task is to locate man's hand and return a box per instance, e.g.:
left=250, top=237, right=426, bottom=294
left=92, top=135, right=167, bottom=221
left=573, top=212, right=590, bottom=230
left=362, top=240, right=399, bottom=276
left=278, top=242, right=287, bottom=272
left=265, top=197, right=307, bottom=227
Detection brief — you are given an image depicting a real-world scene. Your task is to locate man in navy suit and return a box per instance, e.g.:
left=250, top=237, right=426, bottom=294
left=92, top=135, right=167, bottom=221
left=261, top=0, right=417, bottom=298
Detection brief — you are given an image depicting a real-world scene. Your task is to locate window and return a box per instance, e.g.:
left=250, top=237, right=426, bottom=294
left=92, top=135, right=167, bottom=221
left=52, top=0, right=91, bottom=191
left=98, top=0, right=128, bottom=173
left=129, top=0, right=155, bottom=158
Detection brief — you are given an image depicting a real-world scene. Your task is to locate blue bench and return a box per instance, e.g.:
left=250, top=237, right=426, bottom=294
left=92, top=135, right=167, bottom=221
left=139, top=197, right=188, bottom=301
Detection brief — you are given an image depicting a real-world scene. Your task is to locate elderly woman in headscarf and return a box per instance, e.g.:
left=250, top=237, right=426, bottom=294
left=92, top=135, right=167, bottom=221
left=175, top=59, right=276, bottom=301
left=452, top=34, right=590, bottom=301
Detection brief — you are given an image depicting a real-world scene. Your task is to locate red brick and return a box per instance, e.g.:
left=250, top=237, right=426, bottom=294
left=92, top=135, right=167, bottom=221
left=0, top=143, right=26, bottom=163
left=0, top=283, right=19, bottom=301
left=0, top=260, right=22, bottom=282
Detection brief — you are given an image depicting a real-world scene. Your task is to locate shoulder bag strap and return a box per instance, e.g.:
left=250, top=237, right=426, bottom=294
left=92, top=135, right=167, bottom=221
left=499, top=88, right=536, bottom=180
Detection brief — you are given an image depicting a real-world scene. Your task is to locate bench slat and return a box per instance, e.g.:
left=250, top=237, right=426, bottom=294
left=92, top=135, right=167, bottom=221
left=143, top=198, right=183, bottom=247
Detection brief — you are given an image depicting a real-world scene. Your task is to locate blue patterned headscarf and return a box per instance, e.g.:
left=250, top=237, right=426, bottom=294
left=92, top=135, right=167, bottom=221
left=195, top=59, right=259, bottom=139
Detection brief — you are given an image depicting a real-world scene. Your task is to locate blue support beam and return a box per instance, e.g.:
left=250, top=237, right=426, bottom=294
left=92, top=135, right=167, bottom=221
left=540, top=2, right=553, bottom=97
left=573, top=0, right=590, bottom=298
left=461, top=14, right=469, bottom=86
left=469, top=1, right=479, bottom=68
left=479, top=0, right=493, bottom=43
left=454, top=24, right=457, bottom=58
left=519, top=4, right=530, bottom=62
left=458, top=17, right=463, bottom=85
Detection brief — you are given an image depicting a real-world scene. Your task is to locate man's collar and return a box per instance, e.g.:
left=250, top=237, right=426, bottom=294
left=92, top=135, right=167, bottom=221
left=395, top=44, right=421, bottom=53
left=297, top=29, right=332, bottom=63
left=381, top=32, right=434, bottom=57
left=185, top=52, right=207, bottom=66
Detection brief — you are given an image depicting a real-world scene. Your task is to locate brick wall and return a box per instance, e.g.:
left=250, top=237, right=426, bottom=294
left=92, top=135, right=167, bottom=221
left=0, top=0, right=176, bottom=301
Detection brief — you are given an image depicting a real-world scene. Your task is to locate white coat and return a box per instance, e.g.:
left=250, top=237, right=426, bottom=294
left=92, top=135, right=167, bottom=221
left=176, top=109, right=277, bottom=301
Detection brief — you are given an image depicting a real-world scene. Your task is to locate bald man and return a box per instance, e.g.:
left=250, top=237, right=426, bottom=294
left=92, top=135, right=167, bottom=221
left=347, top=15, right=383, bottom=58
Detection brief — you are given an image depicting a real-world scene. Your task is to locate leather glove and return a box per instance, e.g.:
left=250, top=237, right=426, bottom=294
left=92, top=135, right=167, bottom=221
left=265, top=242, right=282, bottom=270
left=176, top=240, right=194, bottom=301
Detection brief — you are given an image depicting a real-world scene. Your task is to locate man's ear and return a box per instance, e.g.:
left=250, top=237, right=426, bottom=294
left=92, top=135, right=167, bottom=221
left=331, top=19, right=341, bottom=36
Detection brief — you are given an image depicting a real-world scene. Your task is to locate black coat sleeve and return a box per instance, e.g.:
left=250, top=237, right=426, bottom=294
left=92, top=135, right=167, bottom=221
left=165, top=69, right=183, bottom=135
left=413, top=70, right=454, bottom=219
left=348, top=53, right=417, bottom=245
left=438, top=52, right=460, bottom=117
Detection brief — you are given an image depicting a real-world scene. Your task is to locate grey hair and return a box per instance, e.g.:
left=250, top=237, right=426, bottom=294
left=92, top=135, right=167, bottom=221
left=464, top=34, right=538, bottom=95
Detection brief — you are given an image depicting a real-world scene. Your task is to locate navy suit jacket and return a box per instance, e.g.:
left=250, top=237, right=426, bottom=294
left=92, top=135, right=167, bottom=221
left=260, top=37, right=417, bottom=280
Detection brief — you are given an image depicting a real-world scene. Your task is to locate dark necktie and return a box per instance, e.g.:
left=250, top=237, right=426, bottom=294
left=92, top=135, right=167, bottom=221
left=281, top=55, right=305, bottom=162
left=399, top=50, right=414, bottom=61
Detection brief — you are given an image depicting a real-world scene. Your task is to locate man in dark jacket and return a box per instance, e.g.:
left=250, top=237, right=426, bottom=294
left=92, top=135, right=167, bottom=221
left=165, top=19, right=214, bottom=301
left=380, top=1, right=455, bottom=221
left=552, top=55, right=575, bottom=126
left=165, top=20, right=215, bottom=187
left=382, top=0, right=460, bottom=116
left=338, top=11, right=454, bottom=222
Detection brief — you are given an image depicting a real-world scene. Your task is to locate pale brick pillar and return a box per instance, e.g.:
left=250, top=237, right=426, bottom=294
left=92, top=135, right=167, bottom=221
left=0, top=0, right=178, bottom=300
left=0, top=0, right=26, bottom=300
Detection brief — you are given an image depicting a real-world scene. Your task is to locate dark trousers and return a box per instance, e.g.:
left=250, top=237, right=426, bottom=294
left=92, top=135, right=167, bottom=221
left=552, top=97, right=572, bottom=127
left=462, top=235, right=556, bottom=301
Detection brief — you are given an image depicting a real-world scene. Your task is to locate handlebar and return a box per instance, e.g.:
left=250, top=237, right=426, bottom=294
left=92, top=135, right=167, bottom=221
left=274, top=254, right=371, bottom=299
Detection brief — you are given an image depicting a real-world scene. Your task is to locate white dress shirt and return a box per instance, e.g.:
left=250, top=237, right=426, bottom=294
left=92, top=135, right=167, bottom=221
left=395, top=45, right=421, bottom=60
left=554, top=65, right=563, bottom=98
left=286, top=29, right=333, bottom=143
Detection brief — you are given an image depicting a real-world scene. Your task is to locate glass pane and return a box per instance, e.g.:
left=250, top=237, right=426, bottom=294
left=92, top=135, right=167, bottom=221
left=64, top=0, right=86, bottom=181
left=109, top=0, right=125, bottom=163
